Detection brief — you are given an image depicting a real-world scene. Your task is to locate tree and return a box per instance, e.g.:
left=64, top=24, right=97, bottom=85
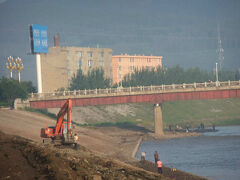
left=69, top=69, right=88, bottom=90
left=119, top=65, right=237, bottom=87
left=21, top=81, right=37, bottom=93
left=0, top=78, right=29, bottom=106
left=69, top=68, right=111, bottom=90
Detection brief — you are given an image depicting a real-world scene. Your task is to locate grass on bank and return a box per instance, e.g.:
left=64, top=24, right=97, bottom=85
left=24, top=106, right=151, bottom=132
left=90, top=98, right=240, bottom=130
left=24, top=98, right=240, bottom=130
left=162, top=98, right=240, bottom=128
left=24, top=107, right=57, bottom=119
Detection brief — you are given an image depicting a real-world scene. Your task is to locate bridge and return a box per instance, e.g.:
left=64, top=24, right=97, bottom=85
left=28, top=80, right=240, bottom=135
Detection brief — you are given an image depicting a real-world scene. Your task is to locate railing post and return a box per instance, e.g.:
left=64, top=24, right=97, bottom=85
left=194, top=82, right=196, bottom=89
left=95, top=88, right=98, bottom=94
left=183, top=83, right=186, bottom=89
left=162, top=84, right=164, bottom=90
left=84, top=89, right=87, bottom=95
left=151, top=85, right=153, bottom=91
left=74, top=90, right=76, bottom=95
left=31, top=92, right=34, bottom=98
left=204, top=82, right=207, bottom=87
left=130, top=86, right=131, bottom=92
left=228, top=80, right=231, bottom=86
left=172, top=84, right=175, bottom=89
left=63, top=91, right=65, bottom=96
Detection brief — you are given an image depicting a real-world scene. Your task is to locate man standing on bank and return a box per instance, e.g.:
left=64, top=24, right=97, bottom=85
left=154, top=151, right=159, bottom=164
left=74, top=133, right=78, bottom=149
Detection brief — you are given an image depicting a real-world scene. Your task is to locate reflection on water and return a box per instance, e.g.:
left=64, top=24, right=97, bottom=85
left=137, top=126, right=240, bottom=180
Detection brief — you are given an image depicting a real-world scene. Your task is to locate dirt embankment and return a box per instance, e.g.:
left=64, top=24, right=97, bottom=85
left=0, top=108, right=207, bottom=180
left=0, top=132, right=169, bottom=180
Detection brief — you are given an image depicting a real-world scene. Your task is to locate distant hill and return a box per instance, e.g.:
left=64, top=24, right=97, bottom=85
left=0, top=0, right=240, bottom=84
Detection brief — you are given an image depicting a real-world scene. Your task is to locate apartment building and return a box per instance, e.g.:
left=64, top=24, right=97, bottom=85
left=112, top=54, right=163, bottom=84
left=40, top=46, right=112, bottom=92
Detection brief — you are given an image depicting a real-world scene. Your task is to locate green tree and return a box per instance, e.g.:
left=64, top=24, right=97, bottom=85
left=0, top=78, right=29, bottom=106
left=21, top=81, right=37, bottom=93
left=69, top=68, right=110, bottom=90
left=119, top=65, right=237, bottom=87
left=235, top=70, right=240, bottom=80
left=69, top=69, right=88, bottom=90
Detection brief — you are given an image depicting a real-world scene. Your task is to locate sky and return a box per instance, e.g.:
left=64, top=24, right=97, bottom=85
left=0, top=0, right=240, bottom=86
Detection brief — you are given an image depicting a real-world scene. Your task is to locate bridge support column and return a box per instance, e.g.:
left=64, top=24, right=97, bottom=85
left=154, top=103, right=164, bottom=135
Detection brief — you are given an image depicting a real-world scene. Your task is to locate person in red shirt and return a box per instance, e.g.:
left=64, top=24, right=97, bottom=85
left=157, top=159, right=163, bottom=174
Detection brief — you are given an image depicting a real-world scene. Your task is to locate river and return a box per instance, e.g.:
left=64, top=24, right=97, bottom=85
left=137, top=126, right=240, bottom=180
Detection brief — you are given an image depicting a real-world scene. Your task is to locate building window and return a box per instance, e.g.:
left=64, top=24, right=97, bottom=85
left=76, top=51, right=82, bottom=57
left=78, top=59, right=82, bottom=68
left=66, top=51, right=70, bottom=57
left=88, top=60, right=94, bottom=67
left=99, top=52, right=104, bottom=58
left=67, top=59, right=70, bottom=68
left=146, top=66, right=152, bottom=70
left=68, top=80, right=71, bottom=87
left=130, top=57, right=134, bottom=62
left=67, top=70, right=71, bottom=77
left=129, top=66, right=134, bottom=71
left=88, top=51, right=93, bottom=57
left=118, top=57, right=122, bottom=62
left=99, top=60, right=104, bottom=67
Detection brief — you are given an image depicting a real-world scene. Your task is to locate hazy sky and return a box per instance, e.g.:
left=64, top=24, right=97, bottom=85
left=0, top=0, right=239, bottom=85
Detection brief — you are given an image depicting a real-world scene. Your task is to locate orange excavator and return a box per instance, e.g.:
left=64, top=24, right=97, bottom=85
left=40, top=98, right=74, bottom=145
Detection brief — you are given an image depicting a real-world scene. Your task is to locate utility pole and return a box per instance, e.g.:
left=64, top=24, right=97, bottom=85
left=216, top=24, right=224, bottom=71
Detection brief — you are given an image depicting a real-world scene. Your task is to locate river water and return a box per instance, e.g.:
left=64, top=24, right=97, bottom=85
left=137, top=126, right=240, bottom=180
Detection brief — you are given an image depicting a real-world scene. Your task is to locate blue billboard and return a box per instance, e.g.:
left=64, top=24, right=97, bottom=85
left=30, top=24, right=48, bottom=53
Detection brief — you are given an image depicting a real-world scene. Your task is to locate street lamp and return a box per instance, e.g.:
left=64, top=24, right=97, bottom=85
left=6, top=56, right=16, bottom=79
left=15, top=57, right=24, bottom=82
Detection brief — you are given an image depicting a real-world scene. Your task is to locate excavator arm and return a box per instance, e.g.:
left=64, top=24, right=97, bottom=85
left=40, top=98, right=74, bottom=145
left=54, top=98, right=72, bottom=136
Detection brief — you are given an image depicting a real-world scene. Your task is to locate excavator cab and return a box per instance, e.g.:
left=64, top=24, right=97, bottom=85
left=40, top=126, right=54, bottom=138
left=40, top=98, right=74, bottom=145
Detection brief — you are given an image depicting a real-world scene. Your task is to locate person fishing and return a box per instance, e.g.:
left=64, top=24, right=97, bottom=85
left=154, top=151, right=159, bottom=164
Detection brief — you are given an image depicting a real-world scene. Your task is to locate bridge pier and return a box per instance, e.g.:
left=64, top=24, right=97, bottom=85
left=154, top=103, right=164, bottom=135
